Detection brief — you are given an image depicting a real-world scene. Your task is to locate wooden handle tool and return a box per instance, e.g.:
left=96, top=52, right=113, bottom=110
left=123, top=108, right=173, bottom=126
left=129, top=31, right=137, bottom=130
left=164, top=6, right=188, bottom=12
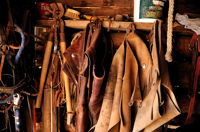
left=60, top=20, right=73, bottom=125
left=35, top=31, right=54, bottom=108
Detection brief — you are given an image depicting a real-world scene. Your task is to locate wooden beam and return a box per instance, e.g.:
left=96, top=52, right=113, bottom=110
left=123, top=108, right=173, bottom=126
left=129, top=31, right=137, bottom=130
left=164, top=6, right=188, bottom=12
left=44, top=0, right=133, bottom=8
left=36, top=20, right=154, bottom=31
left=65, top=20, right=154, bottom=31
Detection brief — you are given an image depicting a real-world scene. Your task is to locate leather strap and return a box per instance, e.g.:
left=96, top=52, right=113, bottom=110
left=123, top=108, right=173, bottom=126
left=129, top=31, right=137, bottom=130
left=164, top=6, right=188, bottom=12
left=0, top=24, right=7, bottom=87
left=126, top=23, right=135, bottom=35
left=189, top=32, right=198, bottom=48
left=21, top=10, right=31, bottom=32
left=123, top=23, right=135, bottom=41
left=146, top=28, right=154, bottom=45
left=0, top=46, right=6, bottom=87
left=185, top=33, right=200, bottom=124
left=5, top=0, right=15, bottom=49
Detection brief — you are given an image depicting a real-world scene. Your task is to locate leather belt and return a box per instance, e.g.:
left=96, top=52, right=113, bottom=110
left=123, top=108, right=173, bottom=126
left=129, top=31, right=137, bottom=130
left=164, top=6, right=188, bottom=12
left=186, top=32, right=200, bottom=124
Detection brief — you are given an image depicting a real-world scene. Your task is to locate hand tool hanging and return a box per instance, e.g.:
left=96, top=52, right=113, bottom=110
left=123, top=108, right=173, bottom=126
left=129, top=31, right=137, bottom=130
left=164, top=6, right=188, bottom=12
left=35, top=3, right=64, bottom=110
left=35, top=25, right=53, bottom=109
left=49, top=4, right=74, bottom=130
left=59, top=19, right=74, bottom=129
left=35, top=4, right=65, bottom=132
left=50, top=6, right=74, bottom=126
left=42, top=50, right=61, bottom=132
left=34, top=24, right=54, bottom=132
left=42, top=19, right=60, bottom=132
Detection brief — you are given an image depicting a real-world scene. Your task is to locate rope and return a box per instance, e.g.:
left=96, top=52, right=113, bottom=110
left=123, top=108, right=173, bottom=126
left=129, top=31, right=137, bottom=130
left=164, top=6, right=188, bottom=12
left=165, top=0, right=174, bottom=62
left=14, top=24, right=25, bottom=63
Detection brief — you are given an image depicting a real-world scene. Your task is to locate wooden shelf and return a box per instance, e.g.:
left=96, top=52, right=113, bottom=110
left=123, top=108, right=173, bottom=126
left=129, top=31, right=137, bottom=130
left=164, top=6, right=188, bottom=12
left=173, top=26, right=194, bottom=35
left=172, top=22, right=194, bottom=35
left=36, top=20, right=194, bottom=35
left=36, top=20, right=154, bottom=31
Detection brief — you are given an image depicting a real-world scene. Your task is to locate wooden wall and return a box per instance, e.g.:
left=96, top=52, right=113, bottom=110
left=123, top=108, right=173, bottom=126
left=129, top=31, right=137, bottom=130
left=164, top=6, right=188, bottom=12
left=175, top=0, right=200, bottom=15
left=43, top=0, right=200, bottom=17
left=42, top=0, right=200, bottom=127
left=41, top=0, right=200, bottom=90
left=44, top=0, right=133, bottom=17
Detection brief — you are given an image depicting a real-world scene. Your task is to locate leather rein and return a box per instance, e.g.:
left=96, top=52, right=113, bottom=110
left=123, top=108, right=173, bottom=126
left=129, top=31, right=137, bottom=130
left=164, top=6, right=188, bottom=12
left=186, top=32, right=200, bottom=124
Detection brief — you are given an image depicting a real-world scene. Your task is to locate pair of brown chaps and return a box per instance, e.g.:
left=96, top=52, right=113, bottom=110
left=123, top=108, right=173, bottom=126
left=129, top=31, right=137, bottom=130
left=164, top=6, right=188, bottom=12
left=95, top=21, right=180, bottom=132
left=62, top=21, right=113, bottom=132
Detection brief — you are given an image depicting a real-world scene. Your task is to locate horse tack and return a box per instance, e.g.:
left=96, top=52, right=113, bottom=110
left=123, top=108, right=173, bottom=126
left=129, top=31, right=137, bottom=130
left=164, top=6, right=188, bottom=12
left=0, top=1, right=36, bottom=131
left=185, top=33, right=200, bottom=124
left=0, top=24, right=7, bottom=87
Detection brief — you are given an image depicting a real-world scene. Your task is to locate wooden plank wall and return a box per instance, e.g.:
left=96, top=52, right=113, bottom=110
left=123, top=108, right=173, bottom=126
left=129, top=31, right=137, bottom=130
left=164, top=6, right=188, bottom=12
left=43, top=0, right=200, bottom=126
left=175, top=0, right=200, bottom=15
left=44, top=0, right=133, bottom=17
left=44, top=0, right=200, bottom=17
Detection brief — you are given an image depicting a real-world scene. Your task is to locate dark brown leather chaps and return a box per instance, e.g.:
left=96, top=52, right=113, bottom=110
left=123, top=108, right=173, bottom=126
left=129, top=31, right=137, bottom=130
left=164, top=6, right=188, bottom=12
left=62, top=21, right=112, bottom=132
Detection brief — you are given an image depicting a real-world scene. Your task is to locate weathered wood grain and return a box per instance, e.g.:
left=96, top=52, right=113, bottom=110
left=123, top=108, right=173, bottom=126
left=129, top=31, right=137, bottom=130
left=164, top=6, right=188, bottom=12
left=75, top=7, right=133, bottom=17
left=36, top=20, right=154, bottom=31
left=43, top=0, right=133, bottom=16
left=174, top=0, right=200, bottom=14
left=169, top=61, right=192, bottom=89
left=174, top=35, right=193, bottom=57
left=174, top=87, right=200, bottom=115
left=43, top=0, right=200, bottom=17
left=44, top=0, right=133, bottom=7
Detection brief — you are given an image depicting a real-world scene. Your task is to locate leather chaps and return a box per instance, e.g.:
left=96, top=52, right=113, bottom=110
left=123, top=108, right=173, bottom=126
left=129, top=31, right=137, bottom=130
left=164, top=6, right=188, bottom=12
left=62, top=20, right=180, bottom=132
left=62, top=21, right=113, bottom=132
left=95, top=21, right=180, bottom=132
